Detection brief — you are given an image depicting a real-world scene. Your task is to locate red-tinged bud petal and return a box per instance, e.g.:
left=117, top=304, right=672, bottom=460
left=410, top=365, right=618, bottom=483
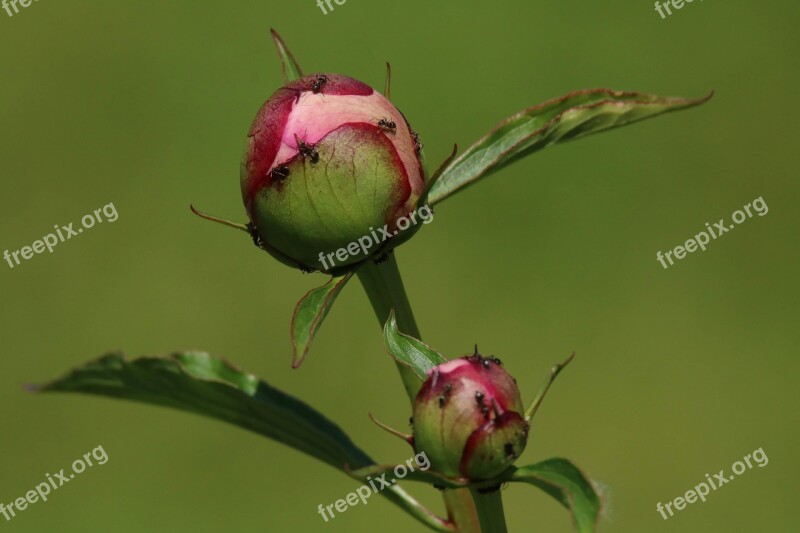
left=412, top=353, right=529, bottom=480
left=241, top=73, right=425, bottom=272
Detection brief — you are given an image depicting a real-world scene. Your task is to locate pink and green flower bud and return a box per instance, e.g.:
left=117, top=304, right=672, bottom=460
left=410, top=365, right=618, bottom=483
left=411, top=353, right=529, bottom=481
left=241, top=73, right=425, bottom=272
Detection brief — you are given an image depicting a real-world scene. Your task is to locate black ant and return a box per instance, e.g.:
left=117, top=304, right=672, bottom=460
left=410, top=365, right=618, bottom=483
left=378, top=117, right=396, bottom=133
left=270, top=165, right=289, bottom=182
left=475, top=391, right=485, bottom=406
left=504, top=442, right=516, bottom=459
left=311, top=74, right=328, bottom=94
left=410, top=128, right=423, bottom=153
left=246, top=222, right=266, bottom=250
left=294, top=135, right=319, bottom=164
left=373, top=250, right=393, bottom=265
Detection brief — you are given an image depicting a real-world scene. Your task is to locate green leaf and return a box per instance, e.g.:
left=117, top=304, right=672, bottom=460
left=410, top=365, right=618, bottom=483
left=383, top=310, right=447, bottom=380
left=504, top=458, right=602, bottom=533
left=37, top=351, right=371, bottom=469
left=270, top=28, right=303, bottom=83
left=427, top=89, right=713, bottom=205
left=292, top=272, right=353, bottom=368
left=36, top=351, right=452, bottom=532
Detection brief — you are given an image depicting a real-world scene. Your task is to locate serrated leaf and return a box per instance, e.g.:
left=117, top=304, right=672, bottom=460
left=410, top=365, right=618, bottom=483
left=36, top=351, right=451, bottom=532
left=427, top=89, right=713, bottom=205
left=383, top=310, right=447, bottom=380
left=270, top=29, right=303, bottom=82
left=292, top=272, right=353, bottom=368
left=504, top=458, right=601, bottom=533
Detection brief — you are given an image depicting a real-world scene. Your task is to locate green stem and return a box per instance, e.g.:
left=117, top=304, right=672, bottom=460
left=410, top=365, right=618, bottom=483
left=470, top=489, right=508, bottom=533
left=357, top=253, right=507, bottom=532
left=443, top=489, right=482, bottom=533
left=356, top=254, right=423, bottom=400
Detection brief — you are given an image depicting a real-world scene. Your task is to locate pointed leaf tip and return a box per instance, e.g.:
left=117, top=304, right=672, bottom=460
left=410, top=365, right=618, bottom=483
left=368, top=412, right=413, bottom=443
left=384, top=62, right=392, bottom=99
left=526, top=352, right=575, bottom=421
left=292, top=273, right=354, bottom=368
left=190, top=204, right=250, bottom=233
left=383, top=310, right=447, bottom=379
left=428, top=88, right=713, bottom=205
left=270, top=29, right=304, bottom=82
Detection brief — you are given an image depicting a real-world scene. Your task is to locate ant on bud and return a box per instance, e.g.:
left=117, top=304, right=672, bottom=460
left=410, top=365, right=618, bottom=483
left=311, top=74, right=328, bottom=94
left=373, top=250, right=392, bottom=265
left=294, top=135, right=320, bottom=164
left=475, top=391, right=485, bottom=406
left=247, top=222, right=267, bottom=251
left=270, top=165, right=290, bottom=182
left=378, top=117, right=397, bottom=133
left=504, top=442, right=516, bottom=459
left=410, top=128, right=423, bottom=153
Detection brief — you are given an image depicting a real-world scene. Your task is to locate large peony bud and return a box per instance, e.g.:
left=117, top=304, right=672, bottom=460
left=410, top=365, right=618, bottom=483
left=411, top=353, right=529, bottom=481
left=241, top=73, right=425, bottom=272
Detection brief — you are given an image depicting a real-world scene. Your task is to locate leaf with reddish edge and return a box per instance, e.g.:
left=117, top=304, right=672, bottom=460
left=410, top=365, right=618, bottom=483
left=427, top=89, right=713, bottom=205
left=292, top=272, right=354, bottom=368
left=270, top=29, right=303, bottom=83
left=501, top=458, right=602, bottom=533
left=35, top=351, right=452, bottom=532
left=383, top=310, right=447, bottom=380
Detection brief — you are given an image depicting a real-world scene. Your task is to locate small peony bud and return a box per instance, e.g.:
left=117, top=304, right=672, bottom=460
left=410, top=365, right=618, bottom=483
left=411, top=353, right=529, bottom=481
left=241, top=73, right=425, bottom=272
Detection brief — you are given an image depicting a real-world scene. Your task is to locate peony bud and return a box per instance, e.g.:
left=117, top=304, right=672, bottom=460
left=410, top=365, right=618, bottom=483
left=241, top=73, right=425, bottom=272
left=411, top=353, right=529, bottom=481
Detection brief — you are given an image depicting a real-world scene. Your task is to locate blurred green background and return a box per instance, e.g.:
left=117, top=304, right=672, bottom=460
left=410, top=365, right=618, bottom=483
left=1, top=1, right=797, bottom=531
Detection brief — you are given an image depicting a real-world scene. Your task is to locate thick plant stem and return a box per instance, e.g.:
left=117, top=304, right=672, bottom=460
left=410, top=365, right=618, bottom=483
left=470, top=489, right=508, bottom=533
left=357, top=253, right=505, bottom=532
left=443, top=489, right=482, bottom=533
left=356, top=254, right=423, bottom=400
